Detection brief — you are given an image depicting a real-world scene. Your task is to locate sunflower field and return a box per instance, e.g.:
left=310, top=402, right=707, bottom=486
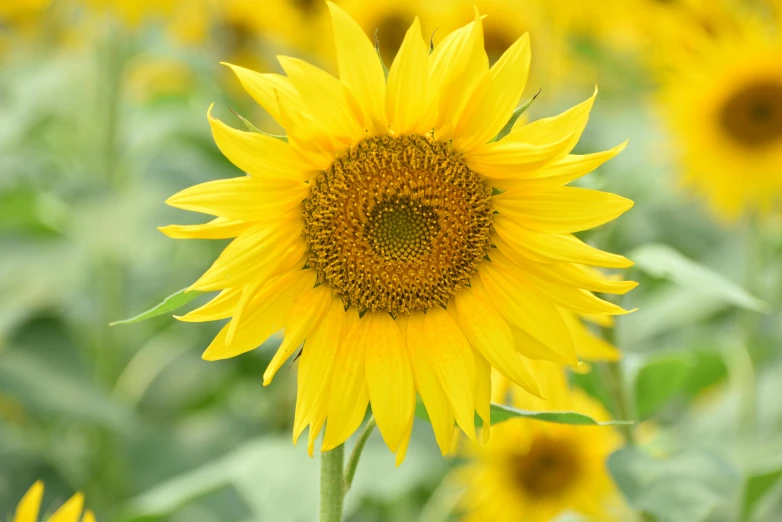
left=2, top=1, right=782, bottom=521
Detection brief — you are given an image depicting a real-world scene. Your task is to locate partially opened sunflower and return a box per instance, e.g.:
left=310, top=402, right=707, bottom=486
left=162, top=2, right=634, bottom=462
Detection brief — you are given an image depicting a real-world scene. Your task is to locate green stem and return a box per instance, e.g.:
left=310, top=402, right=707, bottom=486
left=320, top=445, right=345, bottom=522
left=344, top=416, right=376, bottom=492
left=600, top=325, right=636, bottom=445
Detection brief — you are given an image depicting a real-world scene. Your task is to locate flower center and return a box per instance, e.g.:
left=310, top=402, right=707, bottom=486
left=512, top=435, right=581, bottom=497
left=303, top=135, right=493, bottom=315
left=720, top=80, right=782, bottom=148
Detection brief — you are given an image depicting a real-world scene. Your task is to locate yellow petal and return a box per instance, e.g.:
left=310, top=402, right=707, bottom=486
left=81, top=510, right=96, bottom=522
left=485, top=141, right=628, bottom=191
left=48, top=492, right=84, bottom=522
left=430, top=11, right=488, bottom=140
left=479, top=257, right=577, bottom=365
left=322, top=315, right=371, bottom=451
left=386, top=17, right=432, bottom=135
left=454, top=280, right=541, bottom=398
left=364, top=313, right=415, bottom=453
left=207, top=106, right=315, bottom=181
left=561, top=309, right=621, bottom=362
left=278, top=55, right=365, bottom=149
left=165, top=176, right=309, bottom=221
left=507, top=87, right=598, bottom=154
left=492, top=216, right=633, bottom=268
left=14, top=481, right=43, bottom=522
left=493, top=186, right=634, bottom=234
left=453, top=33, right=530, bottom=153
left=189, top=221, right=305, bottom=292
left=158, top=217, right=252, bottom=240
left=201, top=269, right=315, bottom=361
left=463, top=134, right=574, bottom=178
left=406, top=311, right=455, bottom=455
left=508, top=323, right=577, bottom=366
left=474, top=351, right=492, bottom=443
left=307, top=414, right=327, bottom=457
left=264, top=284, right=333, bottom=385
left=222, top=62, right=300, bottom=125
left=293, top=297, right=346, bottom=443
left=327, top=2, right=388, bottom=134
left=177, top=288, right=241, bottom=323
left=394, top=413, right=416, bottom=466
left=522, top=261, right=638, bottom=296
left=408, top=307, right=477, bottom=441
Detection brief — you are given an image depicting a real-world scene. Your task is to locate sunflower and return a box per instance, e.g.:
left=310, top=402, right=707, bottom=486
left=12, top=481, right=95, bottom=522
left=162, top=2, right=634, bottom=462
left=654, top=1, right=782, bottom=218
left=456, top=386, right=624, bottom=522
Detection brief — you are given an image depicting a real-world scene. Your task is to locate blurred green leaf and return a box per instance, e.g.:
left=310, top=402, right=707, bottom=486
left=742, top=468, right=782, bottom=522
left=110, top=288, right=203, bottom=326
left=415, top=399, right=632, bottom=427
left=0, top=350, right=134, bottom=430
left=609, top=447, right=741, bottom=522
left=636, top=352, right=695, bottom=420
left=630, top=243, right=770, bottom=313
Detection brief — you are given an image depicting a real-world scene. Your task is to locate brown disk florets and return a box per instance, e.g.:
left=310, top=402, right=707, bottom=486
left=302, top=135, right=493, bottom=315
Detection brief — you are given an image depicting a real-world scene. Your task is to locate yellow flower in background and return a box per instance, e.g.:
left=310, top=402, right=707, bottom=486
left=654, top=1, right=782, bottom=218
left=162, top=2, right=635, bottom=462
left=13, top=481, right=95, bottom=522
left=457, top=388, right=624, bottom=522
left=83, top=0, right=180, bottom=27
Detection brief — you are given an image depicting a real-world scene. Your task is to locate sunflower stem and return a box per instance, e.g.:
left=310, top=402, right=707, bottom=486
left=600, top=324, right=636, bottom=445
left=320, top=445, right=345, bottom=522
left=344, top=416, right=376, bottom=492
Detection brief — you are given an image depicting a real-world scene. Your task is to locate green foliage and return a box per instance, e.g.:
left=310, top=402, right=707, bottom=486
left=492, top=89, right=540, bottom=142
left=630, top=243, right=770, bottom=313
left=609, top=448, right=741, bottom=522
left=742, top=468, right=782, bottom=522
left=110, top=288, right=204, bottom=326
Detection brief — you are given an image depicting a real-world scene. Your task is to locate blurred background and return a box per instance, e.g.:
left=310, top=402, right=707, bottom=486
left=1, top=0, right=781, bottom=521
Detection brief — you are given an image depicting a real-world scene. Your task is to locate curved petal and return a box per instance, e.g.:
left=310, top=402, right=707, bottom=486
left=201, top=269, right=315, bottom=361
left=454, top=279, right=542, bottom=398
left=506, top=87, right=598, bottom=156
left=488, top=141, right=628, bottom=191
left=493, top=186, right=634, bottom=234
left=222, top=62, right=300, bottom=126
left=48, top=493, right=84, bottom=522
left=493, top=216, right=633, bottom=268
left=520, top=261, right=638, bottom=296
left=479, top=256, right=577, bottom=365
left=293, top=297, right=346, bottom=443
left=158, top=217, right=252, bottom=240
left=429, top=10, right=488, bottom=139
left=365, top=313, right=415, bottom=452
left=322, top=315, right=371, bottom=451
left=474, top=350, right=492, bottom=443
left=561, top=309, right=621, bottom=362
left=165, top=176, right=309, bottom=221
left=177, top=288, right=241, bottom=323
left=327, top=1, right=388, bottom=134
left=453, top=33, right=530, bottom=153
left=463, top=134, right=574, bottom=178
left=406, top=311, right=456, bottom=454
left=264, top=284, right=333, bottom=384
left=386, top=17, right=432, bottom=135
left=278, top=56, right=365, bottom=148
left=189, top=220, right=305, bottom=292
left=14, top=481, right=43, bottom=522
left=208, top=106, right=316, bottom=181
left=408, top=307, right=477, bottom=442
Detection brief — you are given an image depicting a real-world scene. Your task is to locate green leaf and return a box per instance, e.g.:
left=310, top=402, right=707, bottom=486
left=609, top=447, right=741, bottom=522
left=229, top=107, right=288, bottom=142
left=110, top=288, right=203, bottom=326
left=373, top=29, right=389, bottom=80
left=414, top=399, right=632, bottom=427
left=630, top=243, right=770, bottom=313
left=492, top=88, right=540, bottom=142
left=742, top=468, right=782, bottom=522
